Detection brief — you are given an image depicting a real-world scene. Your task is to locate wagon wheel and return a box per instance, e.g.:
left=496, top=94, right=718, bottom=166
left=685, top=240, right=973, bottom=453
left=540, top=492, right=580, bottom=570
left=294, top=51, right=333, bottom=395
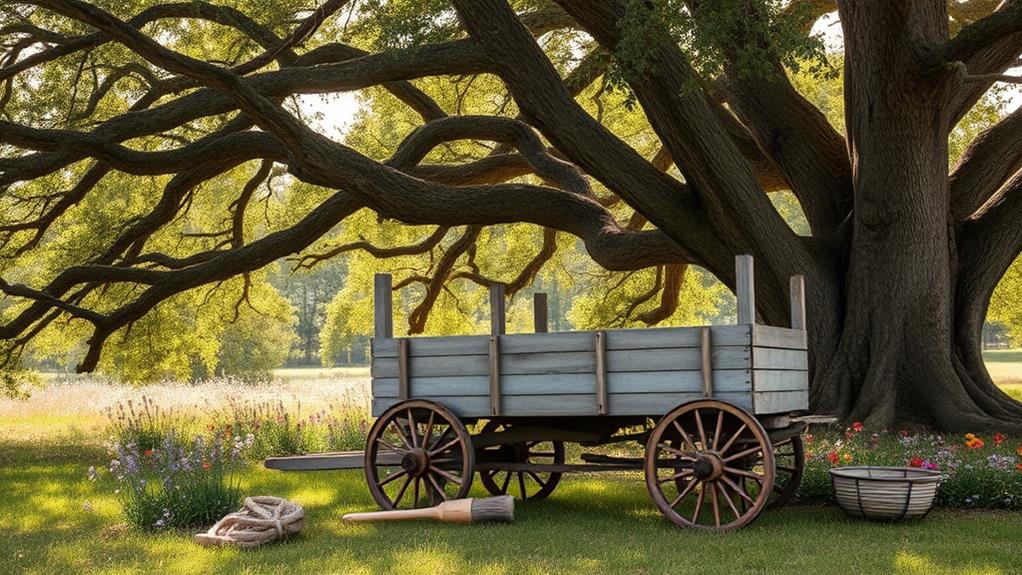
left=364, top=399, right=474, bottom=510
left=644, top=399, right=775, bottom=531
left=478, top=421, right=564, bottom=501
left=764, top=436, right=805, bottom=509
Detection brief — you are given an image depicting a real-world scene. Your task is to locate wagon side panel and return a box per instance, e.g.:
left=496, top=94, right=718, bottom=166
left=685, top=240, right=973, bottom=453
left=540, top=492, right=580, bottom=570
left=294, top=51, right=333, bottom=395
left=750, top=324, right=810, bottom=414
left=372, top=325, right=756, bottom=418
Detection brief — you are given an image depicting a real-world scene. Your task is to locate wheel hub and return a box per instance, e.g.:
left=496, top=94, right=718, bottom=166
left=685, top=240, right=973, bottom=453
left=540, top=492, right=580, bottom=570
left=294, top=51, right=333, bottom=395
left=692, top=452, right=724, bottom=481
left=400, top=447, right=429, bottom=476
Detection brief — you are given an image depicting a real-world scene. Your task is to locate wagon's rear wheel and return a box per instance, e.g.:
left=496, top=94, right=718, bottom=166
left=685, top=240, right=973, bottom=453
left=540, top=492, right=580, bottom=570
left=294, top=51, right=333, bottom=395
left=478, top=421, right=564, bottom=501
left=364, top=399, right=474, bottom=510
left=765, top=436, right=805, bottom=509
left=644, top=400, right=775, bottom=532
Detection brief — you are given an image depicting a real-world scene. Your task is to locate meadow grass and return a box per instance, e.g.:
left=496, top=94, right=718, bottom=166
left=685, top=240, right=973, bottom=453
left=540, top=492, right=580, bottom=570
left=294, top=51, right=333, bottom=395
left=3, top=361, right=1022, bottom=574
left=2, top=440, right=1020, bottom=575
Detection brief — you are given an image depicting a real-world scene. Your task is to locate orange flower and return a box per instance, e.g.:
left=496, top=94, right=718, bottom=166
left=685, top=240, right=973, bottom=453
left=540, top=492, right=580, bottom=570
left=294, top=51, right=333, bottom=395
left=965, top=434, right=985, bottom=449
left=1017, top=444, right=1022, bottom=457
left=202, top=462, right=211, bottom=470
left=143, top=449, right=153, bottom=457
left=851, top=422, right=864, bottom=433
left=842, top=453, right=853, bottom=463
left=207, top=424, right=216, bottom=432
left=1016, top=463, right=1022, bottom=473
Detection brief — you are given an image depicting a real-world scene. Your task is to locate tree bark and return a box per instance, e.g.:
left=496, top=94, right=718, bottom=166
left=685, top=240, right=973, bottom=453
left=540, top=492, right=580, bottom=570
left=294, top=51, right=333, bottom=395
left=811, top=1, right=1022, bottom=431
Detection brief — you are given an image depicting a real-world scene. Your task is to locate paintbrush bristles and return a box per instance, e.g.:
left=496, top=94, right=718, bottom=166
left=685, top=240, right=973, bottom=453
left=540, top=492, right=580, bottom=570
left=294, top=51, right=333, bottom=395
left=470, top=495, right=514, bottom=523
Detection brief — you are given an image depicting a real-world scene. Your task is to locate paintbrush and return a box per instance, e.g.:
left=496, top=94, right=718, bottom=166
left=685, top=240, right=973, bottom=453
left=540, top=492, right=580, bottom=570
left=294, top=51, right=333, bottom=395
left=342, top=496, right=514, bottom=524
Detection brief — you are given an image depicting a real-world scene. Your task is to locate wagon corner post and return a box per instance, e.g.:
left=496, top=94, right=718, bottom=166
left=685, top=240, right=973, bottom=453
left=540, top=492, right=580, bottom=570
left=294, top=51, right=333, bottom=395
left=789, top=274, right=806, bottom=332
left=533, top=292, right=549, bottom=333
left=735, top=254, right=755, bottom=325
left=373, top=273, right=394, bottom=339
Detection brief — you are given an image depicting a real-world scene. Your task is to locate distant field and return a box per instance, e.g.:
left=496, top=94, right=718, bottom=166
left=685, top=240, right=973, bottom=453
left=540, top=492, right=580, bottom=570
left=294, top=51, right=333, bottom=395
left=2, top=367, right=370, bottom=442
left=982, top=350, right=1022, bottom=401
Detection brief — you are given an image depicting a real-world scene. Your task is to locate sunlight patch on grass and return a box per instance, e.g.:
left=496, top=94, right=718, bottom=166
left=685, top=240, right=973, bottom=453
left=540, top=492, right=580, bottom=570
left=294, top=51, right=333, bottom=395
left=894, top=551, right=1003, bottom=575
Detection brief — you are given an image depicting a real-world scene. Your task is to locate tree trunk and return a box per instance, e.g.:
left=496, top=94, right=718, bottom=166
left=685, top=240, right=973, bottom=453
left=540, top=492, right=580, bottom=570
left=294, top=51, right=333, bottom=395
left=808, top=1, right=1022, bottom=432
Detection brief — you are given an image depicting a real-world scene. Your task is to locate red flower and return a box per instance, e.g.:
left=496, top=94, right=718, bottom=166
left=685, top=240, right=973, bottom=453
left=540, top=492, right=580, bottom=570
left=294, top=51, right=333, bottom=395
left=899, top=429, right=910, bottom=438
left=804, top=433, right=814, bottom=444
left=202, top=462, right=211, bottom=470
left=851, top=422, right=864, bottom=433
left=1017, top=444, right=1022, bottom=457
left=909, top=456, right=924, bottom=468
left=1016, top=463, right=1022, bottom=474
left=993, top=432, right=1006, bottom=447
left=827, top=451, right=840, bottom=465
left=143, top=449, right=153, bottom=457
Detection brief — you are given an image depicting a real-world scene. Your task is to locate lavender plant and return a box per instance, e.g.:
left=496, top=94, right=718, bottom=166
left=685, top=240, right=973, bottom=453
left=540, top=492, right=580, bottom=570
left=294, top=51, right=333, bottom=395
left=105, top=430, right=249, bottom=529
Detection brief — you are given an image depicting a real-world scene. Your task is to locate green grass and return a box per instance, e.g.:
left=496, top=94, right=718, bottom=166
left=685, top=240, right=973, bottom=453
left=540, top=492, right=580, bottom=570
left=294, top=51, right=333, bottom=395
left=1, top=441, right=1020, bottom=575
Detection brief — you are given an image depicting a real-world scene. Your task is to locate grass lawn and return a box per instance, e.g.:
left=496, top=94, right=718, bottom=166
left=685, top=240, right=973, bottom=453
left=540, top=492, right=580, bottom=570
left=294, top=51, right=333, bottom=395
left=2, top=440, right=1020, bottom=575
left=3, top=361, right=1022, bottom=574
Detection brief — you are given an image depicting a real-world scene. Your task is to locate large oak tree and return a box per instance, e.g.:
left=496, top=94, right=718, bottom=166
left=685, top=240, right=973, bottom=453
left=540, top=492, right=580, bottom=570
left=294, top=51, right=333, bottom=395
left=2, top=0, right=1021, bottom=430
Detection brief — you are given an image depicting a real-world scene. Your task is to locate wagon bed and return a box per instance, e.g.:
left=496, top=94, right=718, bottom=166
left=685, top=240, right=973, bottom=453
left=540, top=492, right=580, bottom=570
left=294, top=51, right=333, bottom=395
left=370, top=255, right=809, bottom=420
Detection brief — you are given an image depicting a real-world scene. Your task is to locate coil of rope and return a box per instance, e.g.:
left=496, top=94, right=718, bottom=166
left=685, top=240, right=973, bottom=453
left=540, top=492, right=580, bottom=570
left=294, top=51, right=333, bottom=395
left=194, top=496, right=304, bottom=548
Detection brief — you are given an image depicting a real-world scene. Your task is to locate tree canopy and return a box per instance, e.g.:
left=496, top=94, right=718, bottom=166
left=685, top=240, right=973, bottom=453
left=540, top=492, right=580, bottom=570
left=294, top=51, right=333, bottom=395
left=1, top=0, right=1022, bottom=430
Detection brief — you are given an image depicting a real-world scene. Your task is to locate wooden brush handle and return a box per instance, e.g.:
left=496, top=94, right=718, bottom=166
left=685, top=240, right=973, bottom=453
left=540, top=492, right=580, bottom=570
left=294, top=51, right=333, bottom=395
left=343, top=499, right=473, bottom=523
left=343, top=507, right=441, bottom=522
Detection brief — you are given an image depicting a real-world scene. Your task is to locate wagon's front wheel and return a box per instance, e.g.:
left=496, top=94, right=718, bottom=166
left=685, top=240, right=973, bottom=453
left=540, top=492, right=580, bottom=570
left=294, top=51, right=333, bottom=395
left=364, top=399, right=474, bottom=510
left=644, top=400, right=775, bottom=531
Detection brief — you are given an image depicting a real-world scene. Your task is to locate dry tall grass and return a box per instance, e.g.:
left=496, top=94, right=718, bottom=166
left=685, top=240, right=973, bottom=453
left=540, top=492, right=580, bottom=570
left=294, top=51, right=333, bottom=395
left=0, top=368, right=370, bottom=441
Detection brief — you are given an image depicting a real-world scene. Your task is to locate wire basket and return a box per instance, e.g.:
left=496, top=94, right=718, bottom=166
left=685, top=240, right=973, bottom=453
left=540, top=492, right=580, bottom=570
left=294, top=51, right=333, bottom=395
left=829, top=466, right=944, bottom=521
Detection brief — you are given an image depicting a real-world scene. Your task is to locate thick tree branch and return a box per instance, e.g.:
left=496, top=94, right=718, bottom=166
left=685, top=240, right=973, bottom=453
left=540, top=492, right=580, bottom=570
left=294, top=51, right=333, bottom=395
left=950, top=106, right=1022, bottom=219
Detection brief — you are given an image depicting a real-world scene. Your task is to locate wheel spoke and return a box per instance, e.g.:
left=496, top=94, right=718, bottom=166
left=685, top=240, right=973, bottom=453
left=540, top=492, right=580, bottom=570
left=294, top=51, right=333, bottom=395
left=392, top=475, right=413, bottom=506
left=672, top=420, right=697, bottom=451
left=389, top=419, right=413, bottom=450
left=427, top=473, right=448, bottom=501
left=429, top=465, right=463, bottom=485
left=709, top=482, right=721, bottom=527
left=658, top=442, right=696, bottom=460
left=378, top=469, right=408, bottom=487
left=717, top=482, right=741, bottom=520
left=692, top=488, right=705, bottom=523
left=712, top=409, right=724, bottom=451
left=413, top=476, right=421, bottom=507
left=668, top=477, right=699, bottom=508
left=420, top=410, right=436, bottom=449
left=429, top=426, right=452, bottom=453
left=406, top=408, right=419, bottom=448
left=376, top=438, right=405, bottom=454
left=526, top=470, right=547, bottom=488
left=717, top=423, right=747, bottom=455
left=724, top=466, right=765, bottom=482
left=694, top=409, right=708, bottom=448
left=430, top=436, right=461, bottom=457
left=500, top=471, right=511, bottom=494
left=518, top=471, right=527, bottom=499
left=723, top=445, right=762, bottom=463
left=656, top=469, right=694, bottom=485
left=720, top=474, right=755, bottom=505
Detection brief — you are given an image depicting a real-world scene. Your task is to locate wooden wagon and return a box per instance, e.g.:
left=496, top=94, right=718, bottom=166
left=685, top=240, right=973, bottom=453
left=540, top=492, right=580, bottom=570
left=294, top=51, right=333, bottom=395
left=271, top=255, right=821, bottom=531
